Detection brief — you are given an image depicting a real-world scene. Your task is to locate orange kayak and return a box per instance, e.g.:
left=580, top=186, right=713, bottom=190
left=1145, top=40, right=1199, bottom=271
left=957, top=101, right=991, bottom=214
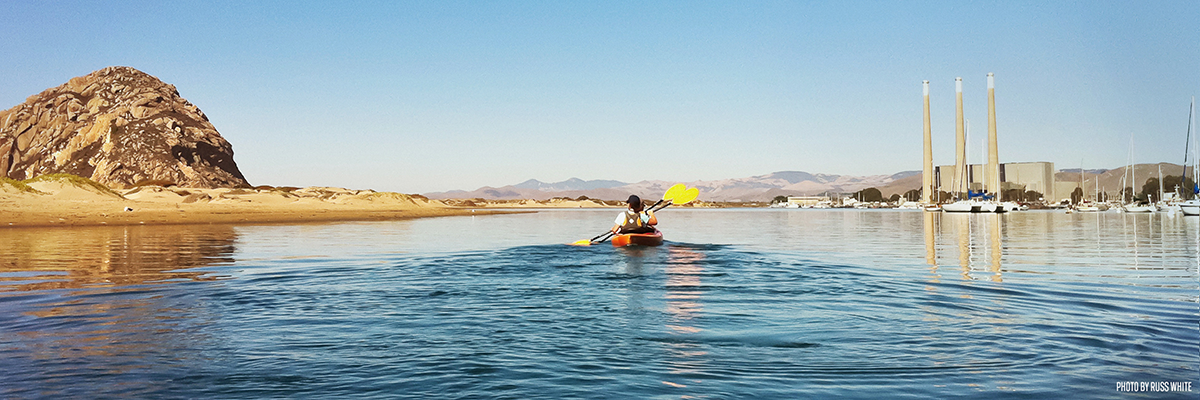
left=611, top=230, right=664, bottom=247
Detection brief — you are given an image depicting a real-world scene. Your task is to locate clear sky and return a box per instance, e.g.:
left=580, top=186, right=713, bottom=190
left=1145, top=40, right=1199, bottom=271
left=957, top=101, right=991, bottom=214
left=2, top=1, right=1198, bottom=193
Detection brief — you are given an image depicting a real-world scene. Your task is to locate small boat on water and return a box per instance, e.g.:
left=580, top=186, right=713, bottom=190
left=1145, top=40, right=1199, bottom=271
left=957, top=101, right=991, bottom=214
left=1180, top=200, right=1199, bottom=216
left=1121, top=204, right=1156, bottom=213
left=999, top=202, right=1023, bottom=212
left=942, top=200, right=978, bottom=213
left=942, top=199, right=1002, bottom=213
left=611, top=230, right=664, bottom=247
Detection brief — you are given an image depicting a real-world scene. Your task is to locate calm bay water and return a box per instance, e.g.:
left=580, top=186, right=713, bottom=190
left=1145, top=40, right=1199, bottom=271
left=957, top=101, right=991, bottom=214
left=1, top=209, right=1197, bottom=399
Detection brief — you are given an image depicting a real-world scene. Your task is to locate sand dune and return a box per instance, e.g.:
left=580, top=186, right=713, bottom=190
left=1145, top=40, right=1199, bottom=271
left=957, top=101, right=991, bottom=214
left=1, top=176, right=512, bottom=227
left=441, top=198, right=619, bottom=208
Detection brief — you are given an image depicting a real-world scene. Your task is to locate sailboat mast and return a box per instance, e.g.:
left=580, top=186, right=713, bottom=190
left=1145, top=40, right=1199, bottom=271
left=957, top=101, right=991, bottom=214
left=1129, top=133, right=1135, bottom=202
left=1185, top=98, right=1194, bottom=197
left=1192, top=98, right=1198, bottom=196
left=1159, top=164, right=1164, bottom=203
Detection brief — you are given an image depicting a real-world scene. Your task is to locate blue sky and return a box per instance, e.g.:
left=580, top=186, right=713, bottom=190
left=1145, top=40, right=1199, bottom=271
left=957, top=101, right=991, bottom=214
left=2, top=1, right=1198, bottom=193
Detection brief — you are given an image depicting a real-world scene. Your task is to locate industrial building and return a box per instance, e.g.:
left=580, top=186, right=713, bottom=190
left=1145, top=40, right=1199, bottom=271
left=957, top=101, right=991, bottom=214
left=934, top=161, right=1055, bottom=202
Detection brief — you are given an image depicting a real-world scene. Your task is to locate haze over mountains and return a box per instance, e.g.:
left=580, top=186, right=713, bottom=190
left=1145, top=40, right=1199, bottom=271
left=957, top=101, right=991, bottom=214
left=426, top=163, right=1189, bottom=202
left=425, top=170, right=922, bottom=202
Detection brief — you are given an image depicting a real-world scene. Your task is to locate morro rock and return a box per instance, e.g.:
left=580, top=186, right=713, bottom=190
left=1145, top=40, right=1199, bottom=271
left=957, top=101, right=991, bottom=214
left=0, top=66, right=250, bottom=188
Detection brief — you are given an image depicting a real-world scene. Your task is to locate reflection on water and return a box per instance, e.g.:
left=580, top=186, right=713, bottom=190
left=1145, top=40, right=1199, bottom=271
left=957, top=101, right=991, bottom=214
left=0, top=225, right=237, bottom=291
left=928, top=212, right=1006, bottom=282
left=0, top=211, right=1196, bottom=399
left=663, top=247, right=708, bottom=387
left=0, top=225, right=240, bottom=398
left=923, top=211, right=1198, bottom=287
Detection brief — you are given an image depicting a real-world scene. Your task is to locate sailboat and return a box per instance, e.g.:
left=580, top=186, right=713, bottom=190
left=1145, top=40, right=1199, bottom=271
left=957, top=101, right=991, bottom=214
left=943, top=73, right=1010, bottom=214
left=1156, top=165, right=1171, bottom=212
left=1073, top=161, right=1101, bottom=212
left=943, top=119, right=997, bottom=213
left=1121, top=133, right=1155, bottom=213
left=943, top=78, right=976, bottom=213
left=1181, top=97, right=1199, bottom=216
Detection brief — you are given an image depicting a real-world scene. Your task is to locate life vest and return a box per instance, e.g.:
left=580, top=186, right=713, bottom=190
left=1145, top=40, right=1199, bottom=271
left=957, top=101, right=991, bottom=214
left=619, top=210, right=651, bottom=232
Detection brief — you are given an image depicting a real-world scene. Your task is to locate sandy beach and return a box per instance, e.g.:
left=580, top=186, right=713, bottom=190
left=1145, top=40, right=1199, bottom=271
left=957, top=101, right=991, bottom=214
left=0, top=176, right=517, bottom=227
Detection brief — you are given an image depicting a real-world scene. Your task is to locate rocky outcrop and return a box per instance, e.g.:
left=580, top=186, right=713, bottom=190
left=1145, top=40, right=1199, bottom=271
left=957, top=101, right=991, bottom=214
left=0, top=66, right=250, bottom=188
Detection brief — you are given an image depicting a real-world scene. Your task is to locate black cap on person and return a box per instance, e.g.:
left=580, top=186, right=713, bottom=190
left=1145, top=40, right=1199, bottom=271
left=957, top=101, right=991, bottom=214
left=627, top=195, right=643, bottom=210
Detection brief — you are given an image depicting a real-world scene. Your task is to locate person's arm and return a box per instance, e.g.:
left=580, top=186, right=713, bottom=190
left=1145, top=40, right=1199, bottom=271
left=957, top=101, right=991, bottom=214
left=646, top=210, right=657, bottom=226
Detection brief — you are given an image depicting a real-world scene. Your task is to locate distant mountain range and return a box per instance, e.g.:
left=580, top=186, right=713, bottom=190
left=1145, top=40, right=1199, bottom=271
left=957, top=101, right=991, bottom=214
left=424, top=164, right=1187, bottom=202
left=424, top=170, right=922, bottom=202
left=512, top=178, right=626, bottom=191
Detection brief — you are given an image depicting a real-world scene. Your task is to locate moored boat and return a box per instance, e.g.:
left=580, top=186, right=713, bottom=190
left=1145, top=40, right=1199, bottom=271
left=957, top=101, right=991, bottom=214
left=1121, top=204, right=1156, bottom=213
left=1181, top=98, right=1199, bottom=216
left=611, top=230, right=664, bottom=247
left=942, top=200, right=978, bottom=213
left=1182, top=200, right=1200, bottom=216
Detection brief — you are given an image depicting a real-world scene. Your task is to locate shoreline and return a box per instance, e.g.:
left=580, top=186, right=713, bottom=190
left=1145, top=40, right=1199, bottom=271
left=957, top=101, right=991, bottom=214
left=0, top=203, right=522, bottom=228
left=1, top=179, right=531, bottom=228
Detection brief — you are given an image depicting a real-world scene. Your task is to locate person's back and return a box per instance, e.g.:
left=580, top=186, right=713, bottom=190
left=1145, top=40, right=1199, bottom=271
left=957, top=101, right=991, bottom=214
left=612, top=195, right=657, bottom=234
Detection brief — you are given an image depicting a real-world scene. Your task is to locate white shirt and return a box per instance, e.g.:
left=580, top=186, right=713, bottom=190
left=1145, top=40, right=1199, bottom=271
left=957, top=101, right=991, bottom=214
left=615, top=211, right=651, bottom=225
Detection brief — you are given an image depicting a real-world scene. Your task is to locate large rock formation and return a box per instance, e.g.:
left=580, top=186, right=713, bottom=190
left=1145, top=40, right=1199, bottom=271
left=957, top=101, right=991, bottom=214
left=0, top=66, right=250, bottom=188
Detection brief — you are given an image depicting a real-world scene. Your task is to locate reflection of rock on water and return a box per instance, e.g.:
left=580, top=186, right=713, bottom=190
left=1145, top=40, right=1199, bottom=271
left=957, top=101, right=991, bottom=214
left=0, top=225, right=238, bottom=291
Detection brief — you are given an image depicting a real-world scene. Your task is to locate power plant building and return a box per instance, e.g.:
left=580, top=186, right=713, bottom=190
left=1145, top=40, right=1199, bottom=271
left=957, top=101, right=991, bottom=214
left=934, top=161, right=1055, bottom=201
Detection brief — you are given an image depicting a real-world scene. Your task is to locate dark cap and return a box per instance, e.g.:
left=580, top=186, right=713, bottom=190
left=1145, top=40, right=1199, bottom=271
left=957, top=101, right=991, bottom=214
left=627, top=195, right=644, bottom=210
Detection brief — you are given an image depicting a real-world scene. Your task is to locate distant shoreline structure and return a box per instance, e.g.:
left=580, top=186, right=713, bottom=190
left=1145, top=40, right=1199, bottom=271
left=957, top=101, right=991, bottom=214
left=424, top=163, right=1186, bottom=203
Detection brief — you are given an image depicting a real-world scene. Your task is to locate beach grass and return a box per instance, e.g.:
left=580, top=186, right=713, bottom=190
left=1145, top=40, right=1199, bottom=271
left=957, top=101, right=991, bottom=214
left=1, top=177, right=43, bottom=194
left=23, top=173, right=123, bottom=197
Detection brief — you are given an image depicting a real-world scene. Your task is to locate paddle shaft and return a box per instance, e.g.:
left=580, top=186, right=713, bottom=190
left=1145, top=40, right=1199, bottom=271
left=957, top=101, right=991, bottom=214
left=593, top=202, right=676, bottom=244
left=579, top=185, right=690, bottom=245
left=592, top=231, right=616, bottom=244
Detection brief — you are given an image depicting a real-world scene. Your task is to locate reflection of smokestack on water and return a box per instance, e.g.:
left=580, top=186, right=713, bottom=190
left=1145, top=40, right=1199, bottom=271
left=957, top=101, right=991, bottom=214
left=987, top=73, right=1000, bottom=197
left=922, top=80, right=933, bottom=204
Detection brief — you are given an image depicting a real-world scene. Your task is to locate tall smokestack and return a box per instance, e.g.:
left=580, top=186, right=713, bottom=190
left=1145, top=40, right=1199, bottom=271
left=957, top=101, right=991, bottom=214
left=987, top=73, right=1000, bottom=197
left=922, top=80, right=933, bottom=204
left=955, top=77, right=966, bottom=196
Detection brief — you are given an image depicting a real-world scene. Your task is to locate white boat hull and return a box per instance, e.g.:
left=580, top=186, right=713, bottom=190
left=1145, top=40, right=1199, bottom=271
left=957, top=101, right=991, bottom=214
left=941, top=200, right=1006, bottom=213
left=942, top=201, right=977, bottom=213
left=1182, top=200, right=1200, bottom=216
left=1122, top=204, right=1156, bottom=213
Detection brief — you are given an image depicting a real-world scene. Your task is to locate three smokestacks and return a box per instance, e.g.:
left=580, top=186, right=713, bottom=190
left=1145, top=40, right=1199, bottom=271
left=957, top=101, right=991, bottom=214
left=922, top=74, right=1000, bottom=203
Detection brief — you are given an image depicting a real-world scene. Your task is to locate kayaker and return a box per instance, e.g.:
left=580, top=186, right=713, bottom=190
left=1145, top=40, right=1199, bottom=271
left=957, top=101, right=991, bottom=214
left=611, top=195, right=658, bottom=234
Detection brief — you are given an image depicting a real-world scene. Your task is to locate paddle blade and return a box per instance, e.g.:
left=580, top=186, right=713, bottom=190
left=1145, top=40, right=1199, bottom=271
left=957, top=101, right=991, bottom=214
left=663, top=183, right=686, bottom=202
left=674, top=188, right=700, bottom=204
left=568, top=239, right=593, bottom=246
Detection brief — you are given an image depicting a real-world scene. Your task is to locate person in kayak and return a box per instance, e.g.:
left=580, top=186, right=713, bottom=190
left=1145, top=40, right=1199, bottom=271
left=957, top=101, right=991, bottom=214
left=611, top=195, right=658, bottom=234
